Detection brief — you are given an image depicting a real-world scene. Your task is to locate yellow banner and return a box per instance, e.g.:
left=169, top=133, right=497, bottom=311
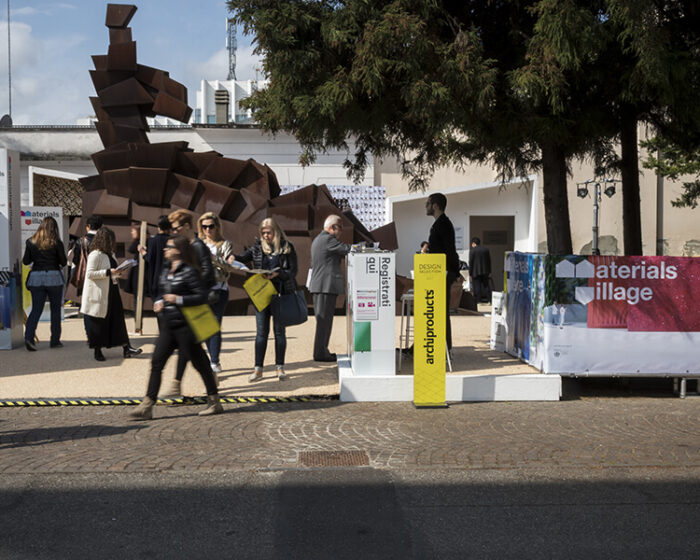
left=413, top=254, right=447, bottom=407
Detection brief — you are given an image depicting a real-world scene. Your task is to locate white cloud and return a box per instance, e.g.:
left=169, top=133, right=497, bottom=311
left=235, top=43, right=264, bottom=81
left=11, top=7, right=47, bottom=17
left=0, top=21, right=38, bottom=73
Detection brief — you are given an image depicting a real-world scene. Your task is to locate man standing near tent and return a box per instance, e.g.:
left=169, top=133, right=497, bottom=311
left=425, top=193, right=460, bottom=353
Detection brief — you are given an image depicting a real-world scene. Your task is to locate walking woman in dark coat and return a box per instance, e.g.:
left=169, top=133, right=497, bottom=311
left=80, top=227, right=142, bottom=361
left=234, top=217, right=298, bottom=382
left=23, top=216, right=67, bottom=350
left=129, top=235, right=223, bottom=420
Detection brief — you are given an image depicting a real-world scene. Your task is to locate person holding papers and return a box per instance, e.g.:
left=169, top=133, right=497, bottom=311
left=233, top=218, right=298, bottom=382
left=80, top=227, right=142, bottom=361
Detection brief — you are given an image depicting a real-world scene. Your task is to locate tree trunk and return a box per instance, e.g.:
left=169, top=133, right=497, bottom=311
left=620, top=113, right=643, bottom=255
left=541, top=140, right=573, bottom=255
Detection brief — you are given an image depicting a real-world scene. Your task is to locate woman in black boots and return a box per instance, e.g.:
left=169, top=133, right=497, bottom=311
left=129, top=235, right=222, bottom=420
left=80, top=227, right=141, bottom=361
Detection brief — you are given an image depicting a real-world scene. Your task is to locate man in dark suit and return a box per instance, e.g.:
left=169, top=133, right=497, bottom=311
left=309, top=214, right=352, bottom=362
left=468, top=237, right=492, bottom=304
left=426, top=193, right=460, bottom=352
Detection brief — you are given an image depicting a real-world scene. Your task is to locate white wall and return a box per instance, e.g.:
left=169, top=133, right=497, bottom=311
left=388, top=178, right=537, bottom=277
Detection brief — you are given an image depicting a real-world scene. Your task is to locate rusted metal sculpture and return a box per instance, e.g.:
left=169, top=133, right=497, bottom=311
left=71, top=3, right=397, bottom=312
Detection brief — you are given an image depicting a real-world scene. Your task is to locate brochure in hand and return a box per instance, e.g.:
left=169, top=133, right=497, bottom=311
left=115, top=258, right=138, bottom=272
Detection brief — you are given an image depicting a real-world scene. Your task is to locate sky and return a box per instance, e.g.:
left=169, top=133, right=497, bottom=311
left=0, top=0, right=263, bottom=124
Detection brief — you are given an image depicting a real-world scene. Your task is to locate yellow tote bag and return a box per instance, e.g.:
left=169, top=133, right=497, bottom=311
left=243, top=273, right=278, bottom=312
left=181, top=304, right=220, bottom=343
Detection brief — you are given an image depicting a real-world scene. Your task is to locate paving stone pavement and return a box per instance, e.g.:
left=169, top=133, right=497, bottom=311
left=1, top=396, right=699, bottom=474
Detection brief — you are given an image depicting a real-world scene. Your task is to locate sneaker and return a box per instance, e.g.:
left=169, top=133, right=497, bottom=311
left=276, top=367, right=287, bottom=381
left=248, top=367, right=263, bottom=383
left=211, top=362, right=222, bottom=374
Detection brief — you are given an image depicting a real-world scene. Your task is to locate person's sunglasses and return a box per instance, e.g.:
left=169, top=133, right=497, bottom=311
left=201, top=224, right=216, bottom=230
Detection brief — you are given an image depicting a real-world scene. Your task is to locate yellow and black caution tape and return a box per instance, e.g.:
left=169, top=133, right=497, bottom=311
left=0, top=395, right=339, bottom=407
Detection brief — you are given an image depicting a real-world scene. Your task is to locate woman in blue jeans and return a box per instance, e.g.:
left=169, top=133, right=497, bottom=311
left=23, top=216, right=67, bottom=350
left=234, top=218, right=298, bottom=382
left=197, top=212, right=234, bottom=374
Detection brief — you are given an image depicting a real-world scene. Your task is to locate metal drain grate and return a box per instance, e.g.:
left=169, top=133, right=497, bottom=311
left=298, top=450, right=370, bottom=467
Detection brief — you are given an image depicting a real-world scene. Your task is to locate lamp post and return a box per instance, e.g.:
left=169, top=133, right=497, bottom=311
left=576, top=178, right=618, bottom=256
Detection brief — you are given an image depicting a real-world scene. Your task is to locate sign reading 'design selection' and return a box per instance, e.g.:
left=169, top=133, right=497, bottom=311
left=413, top=253, right=446, bottom=407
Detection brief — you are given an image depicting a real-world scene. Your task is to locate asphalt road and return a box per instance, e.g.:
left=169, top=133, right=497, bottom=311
left=1, top=386, right=699, bottom=559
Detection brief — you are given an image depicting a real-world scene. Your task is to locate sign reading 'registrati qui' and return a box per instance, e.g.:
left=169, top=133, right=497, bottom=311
left=413, top=254, right=446, bottom=407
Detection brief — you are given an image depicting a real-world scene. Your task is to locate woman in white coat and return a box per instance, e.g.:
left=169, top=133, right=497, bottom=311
left=80, top=227, right=142, bottom=361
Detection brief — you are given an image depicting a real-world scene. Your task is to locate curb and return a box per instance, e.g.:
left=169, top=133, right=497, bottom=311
left=0, top=395, right=340, bottom=407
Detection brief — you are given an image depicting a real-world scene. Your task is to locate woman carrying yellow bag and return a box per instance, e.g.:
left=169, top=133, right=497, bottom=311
left=129, top=235, right=222, bottom=420
left=234, top=218, right=298, bottom=382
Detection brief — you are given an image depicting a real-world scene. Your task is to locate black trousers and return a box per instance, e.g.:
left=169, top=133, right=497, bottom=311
left=312, top=293, right=337, bottom=360
left=472, top=274, right=491, bottom=303
left=147, top=315, right=218, bottom=400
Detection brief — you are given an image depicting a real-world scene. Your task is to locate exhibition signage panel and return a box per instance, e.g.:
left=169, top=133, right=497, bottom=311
left=346, top=251, right=396, bottom=376
left=0, top=149, right=23, bottom=350
left=503, top=252, right=700, bottom=375
left=20, top=207, right=65, bottom=320
left=413, top=253, right=446, bottom=407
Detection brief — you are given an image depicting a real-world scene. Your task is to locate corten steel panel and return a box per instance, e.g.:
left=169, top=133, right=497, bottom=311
left=219, top=221, right=260, bottom=255
left=78, top=175, right=104, bottom=193
left=199, top=157, right=248, bottom=187
left=95, top=121, right=120, bottom=148
left=317, top=185, right=337, bottom=206
left=220, top=188, right=267, bottom=223
left=128, top=167, right=169, bottom=206
left=105, top=4, right=137, bottom=28
left=69, top=216, right=86, bottom=238
left=395, top=274, right=413, bottom=303
left=105, top=105, right=149, bottom=130
left=193, top=179, right=236, bottom=217
left=107, top=41, right=138, bottom=72
left=245, top=206, right=268, bottom=226
left=369, top=222, right=398, bottom=251
left=131, top=202, right=171, bottom=226
left=265, top=165, right=281, bottom=198
left=92, top=147, right=132, bottom=174
left=231, top=160, right=264, bottom=191
left=128, top=142, right=185, bottom=169
left=112, top=124, right=149, bottom=144
left=271, top=184, right=318, bottom=207
left=86, top=189, right=130, bottom=217
left=266, top=204, right=314, bottom=233
left=89, top=97, right=113, bottom=125
left=90, top=69, right=134, bottom=93
left=152, top=91, right=190, bottom=122
left=168, top=174, right=202, bottom=209
left=109, top=27, right=132, bottom=44
left=99, top=77, right=153, bottom=107
left=102, top=168, right=132, bottom=198
left=92, top=55, right=108, bottom=71
left=163, top=76, right=187, bottom=102
left=174, top=151, right=221, bottom=177
left=343, top=209, right=372, bottom=238
left=288, top=234, right=312, bottom=287
left=135, top=64, right=166, bottom=91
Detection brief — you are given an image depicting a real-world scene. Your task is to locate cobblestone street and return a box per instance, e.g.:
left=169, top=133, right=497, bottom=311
left=2, top=394, right=699, bottom=473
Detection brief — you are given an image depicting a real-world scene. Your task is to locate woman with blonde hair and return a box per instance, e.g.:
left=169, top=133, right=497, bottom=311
left=22, top=216, right=67, bottom=350
left=197, top=212, right=234, bottom=374
left=80, top=227, right=142, bottom=361
left=234, top=217, right=298, bottom=382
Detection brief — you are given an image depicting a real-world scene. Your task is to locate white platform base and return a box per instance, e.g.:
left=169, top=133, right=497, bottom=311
left=338, top=355, right=561, bottom=402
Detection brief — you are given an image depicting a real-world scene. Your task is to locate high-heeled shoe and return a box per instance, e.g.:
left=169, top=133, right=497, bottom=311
left=123, top=346, right=142, bottom=358
left=94, top=348, right=106, bottom=361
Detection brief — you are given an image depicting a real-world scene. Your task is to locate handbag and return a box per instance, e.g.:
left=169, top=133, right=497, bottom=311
left=270, top=290, right=308, bottom=327
left=181, top=303, right=220, bottom=343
